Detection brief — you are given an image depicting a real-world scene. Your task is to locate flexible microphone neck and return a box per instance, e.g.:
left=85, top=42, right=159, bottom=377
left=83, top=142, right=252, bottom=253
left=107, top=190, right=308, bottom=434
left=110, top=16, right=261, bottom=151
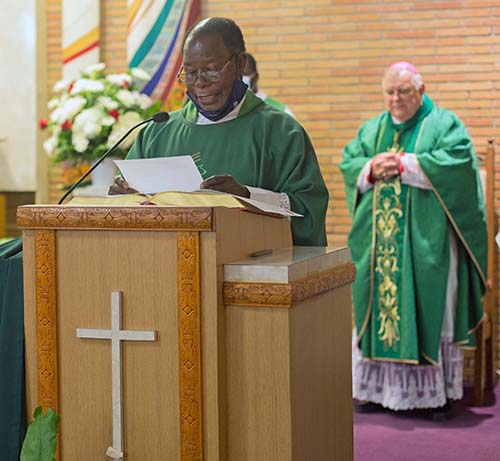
left=57, top=111, right=169, bottom=205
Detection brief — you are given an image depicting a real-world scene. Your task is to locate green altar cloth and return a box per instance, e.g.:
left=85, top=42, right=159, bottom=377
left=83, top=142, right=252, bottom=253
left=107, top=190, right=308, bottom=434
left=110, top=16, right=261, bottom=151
left=0, top=237, right=26, bottom=459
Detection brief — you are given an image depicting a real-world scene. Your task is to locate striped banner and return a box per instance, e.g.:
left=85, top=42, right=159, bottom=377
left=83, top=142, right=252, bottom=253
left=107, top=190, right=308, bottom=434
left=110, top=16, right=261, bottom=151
left=62, top=0, right=100, bottom=80
left=127, top=0, right=200, bottom=111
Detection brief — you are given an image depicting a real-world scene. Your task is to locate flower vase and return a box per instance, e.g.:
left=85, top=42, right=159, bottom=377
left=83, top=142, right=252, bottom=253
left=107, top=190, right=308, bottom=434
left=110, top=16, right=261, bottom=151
left=90, top=156, right=119, bottom=189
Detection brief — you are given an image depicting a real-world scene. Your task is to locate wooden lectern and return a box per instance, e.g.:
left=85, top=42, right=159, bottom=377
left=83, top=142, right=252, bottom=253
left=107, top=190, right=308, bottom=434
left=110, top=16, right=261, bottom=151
left=18, top=205, right=355, bottom=460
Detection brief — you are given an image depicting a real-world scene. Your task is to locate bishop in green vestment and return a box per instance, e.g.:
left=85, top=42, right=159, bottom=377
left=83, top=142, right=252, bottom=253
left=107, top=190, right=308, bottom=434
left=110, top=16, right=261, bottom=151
left=111, top=18, right=328, bottom=247
left=340, top=62, right=487, bottom=414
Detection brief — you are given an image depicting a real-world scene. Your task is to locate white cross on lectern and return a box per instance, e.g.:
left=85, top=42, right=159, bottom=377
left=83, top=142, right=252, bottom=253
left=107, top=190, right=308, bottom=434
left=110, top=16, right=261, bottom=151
left=76, top=291, right=156, bottom=460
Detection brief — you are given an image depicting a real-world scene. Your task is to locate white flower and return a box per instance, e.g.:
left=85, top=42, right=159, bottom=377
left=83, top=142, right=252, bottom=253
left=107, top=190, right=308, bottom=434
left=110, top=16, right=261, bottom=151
left=97, top=96, right=119, bottom=110
left=106, top=73, right=132, bottom=87
left=116, top=89, right=136, bottom=107
left=43, top=136, right=57, bottom=154
left=73, top=107, right=104, bottom=139
left=72, top=134, right=90, bottom=153
left=130, top=67, right=151, bottom=81
left=49, top=96, right=86, bottom=124
left=107, top=111, right=143, bottom=148
left=70, top=79, right=105, bottom=95
left=53, top=79, right=71, bottom=92
left=102, top=115, right=116, bottom=126
left=58, top=93, right=69, bottom=104
left=48, top=98, right=60, bottom=110
left=137, top=93, right=153, bottom=110
left=84, top=62, right=106, bottom=75
left=44, top=65, right=154, bottom=164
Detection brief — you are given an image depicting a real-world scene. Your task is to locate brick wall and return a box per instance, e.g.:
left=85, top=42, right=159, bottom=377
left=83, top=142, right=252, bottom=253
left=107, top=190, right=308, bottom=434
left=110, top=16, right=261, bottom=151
left=45, top=0, right=500, bottom=373
left=100, top=0, right=128, bottom=72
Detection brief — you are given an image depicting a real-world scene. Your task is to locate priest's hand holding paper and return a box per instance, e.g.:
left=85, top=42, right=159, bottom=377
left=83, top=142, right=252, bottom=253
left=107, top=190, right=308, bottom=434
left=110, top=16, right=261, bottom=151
left=108, top=176, right=139, bottom=195
left=200, top=175, right=250, bottom=198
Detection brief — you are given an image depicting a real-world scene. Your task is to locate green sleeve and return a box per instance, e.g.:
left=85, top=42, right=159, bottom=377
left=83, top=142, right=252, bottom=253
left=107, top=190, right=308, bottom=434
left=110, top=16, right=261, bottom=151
left=339, top=117, right=381, bottom=214
left=273, top=126, right=328, bottom=246
left=417, top=109, right=487, bottom=280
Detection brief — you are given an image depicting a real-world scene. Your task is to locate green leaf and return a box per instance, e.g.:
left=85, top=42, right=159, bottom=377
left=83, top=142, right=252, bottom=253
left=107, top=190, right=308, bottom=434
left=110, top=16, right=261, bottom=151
left=20, top=406, right=60, bottom=461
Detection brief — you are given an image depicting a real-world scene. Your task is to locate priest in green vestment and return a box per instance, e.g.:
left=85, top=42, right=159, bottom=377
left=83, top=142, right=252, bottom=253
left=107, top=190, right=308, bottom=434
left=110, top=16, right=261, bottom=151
left=111, top=17, right=328, bottom=247
left=339, top=61, right=487, bottom=418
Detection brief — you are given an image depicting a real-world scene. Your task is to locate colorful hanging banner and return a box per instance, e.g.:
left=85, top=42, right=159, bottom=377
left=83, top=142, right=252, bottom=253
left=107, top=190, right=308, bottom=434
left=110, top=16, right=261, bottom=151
left=127, top=0, right=201, bottom=111
left=62, top=0, right=100, bottom=80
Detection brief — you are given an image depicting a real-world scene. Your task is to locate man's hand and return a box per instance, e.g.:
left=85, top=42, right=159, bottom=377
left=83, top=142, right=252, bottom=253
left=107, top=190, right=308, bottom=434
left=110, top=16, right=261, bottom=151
left=371, top=153, right=401, bottom=181
left=108, top=176, right=139, bottom=195
left=200, top=175, right=250, bottom=198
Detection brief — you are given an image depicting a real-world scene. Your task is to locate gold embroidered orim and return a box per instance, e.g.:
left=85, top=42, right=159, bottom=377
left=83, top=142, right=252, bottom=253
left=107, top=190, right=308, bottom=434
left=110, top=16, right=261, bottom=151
left=374, top=132, right=403, bottom=349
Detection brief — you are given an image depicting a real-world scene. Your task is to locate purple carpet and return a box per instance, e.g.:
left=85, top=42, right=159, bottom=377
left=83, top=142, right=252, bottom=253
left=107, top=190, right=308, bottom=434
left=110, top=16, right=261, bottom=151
left=354, top=386, right=499, bottom=461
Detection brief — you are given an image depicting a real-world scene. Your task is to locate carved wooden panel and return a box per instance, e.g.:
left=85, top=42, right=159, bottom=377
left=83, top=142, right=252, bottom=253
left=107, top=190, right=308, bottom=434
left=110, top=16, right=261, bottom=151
left=34, top=230, right=60, bottom=459
left=177, top=232, right=203, bottom=461
left=223, top=263, right=357, bottom=307
left=17, top=206, right=213, bottom=231
left=292, top=263, right=357, bottom=304
left=223, top=283, right=292, bottom=307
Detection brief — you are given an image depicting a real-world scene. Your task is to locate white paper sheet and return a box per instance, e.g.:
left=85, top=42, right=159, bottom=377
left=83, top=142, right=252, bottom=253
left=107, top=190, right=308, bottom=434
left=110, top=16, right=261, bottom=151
left=235, top=195, right=303, bottom=217
left=114, top=156, right=203, bottom=194
left=113, top=157, right=302, bottom=218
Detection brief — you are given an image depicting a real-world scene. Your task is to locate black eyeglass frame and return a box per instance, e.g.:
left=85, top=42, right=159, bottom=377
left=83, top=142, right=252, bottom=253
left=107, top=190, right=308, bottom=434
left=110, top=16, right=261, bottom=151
left=177, top=54, right=235, bottom=86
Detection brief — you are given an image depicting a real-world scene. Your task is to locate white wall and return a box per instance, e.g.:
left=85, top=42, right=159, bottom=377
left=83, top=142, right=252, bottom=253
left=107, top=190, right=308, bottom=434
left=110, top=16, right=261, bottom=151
left=0, top=0, right=36, bottom=191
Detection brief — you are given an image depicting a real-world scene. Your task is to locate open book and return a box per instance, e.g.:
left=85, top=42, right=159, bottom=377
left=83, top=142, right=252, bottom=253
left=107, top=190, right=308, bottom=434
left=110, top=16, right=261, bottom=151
left=69, top=156, right=302, bottom=218
left=69, top=190, right=301, bottom=218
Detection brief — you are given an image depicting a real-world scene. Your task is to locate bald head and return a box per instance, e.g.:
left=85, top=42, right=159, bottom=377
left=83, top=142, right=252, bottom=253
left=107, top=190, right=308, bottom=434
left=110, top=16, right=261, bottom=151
left=383, top=61, right=424, bottom=91
left=184, top=17, right=246, bottom=56
left=382, top=61, right=425, bottom=122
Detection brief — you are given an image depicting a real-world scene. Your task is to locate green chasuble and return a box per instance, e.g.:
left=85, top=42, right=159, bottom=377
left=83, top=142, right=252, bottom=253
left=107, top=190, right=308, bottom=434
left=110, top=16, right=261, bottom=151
left=263, top=95, right=286, bottom=112
left=0, top=237, right=27, bottom=459
left=126, top=90, right=328, bottom=246
left=339, top=95, right=487, bottom=364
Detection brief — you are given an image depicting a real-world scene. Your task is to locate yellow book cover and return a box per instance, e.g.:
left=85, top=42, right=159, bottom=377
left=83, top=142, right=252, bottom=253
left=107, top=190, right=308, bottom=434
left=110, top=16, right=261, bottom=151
left=68, top=191, right=298, bottom=218
left=68, top=191, right=244, bottom=208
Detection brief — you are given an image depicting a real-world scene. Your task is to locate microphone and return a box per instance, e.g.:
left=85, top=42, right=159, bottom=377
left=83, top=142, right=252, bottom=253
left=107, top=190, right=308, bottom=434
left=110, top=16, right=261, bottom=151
left=57, top=111, right=170, bottom=204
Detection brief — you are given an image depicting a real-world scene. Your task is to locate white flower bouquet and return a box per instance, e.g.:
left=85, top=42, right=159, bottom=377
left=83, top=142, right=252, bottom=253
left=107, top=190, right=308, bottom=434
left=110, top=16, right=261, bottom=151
left=40, top=63, right=161, bottom=165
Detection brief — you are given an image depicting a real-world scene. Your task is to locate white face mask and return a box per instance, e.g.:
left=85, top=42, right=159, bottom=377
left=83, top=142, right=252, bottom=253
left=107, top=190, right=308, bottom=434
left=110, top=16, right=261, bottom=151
left=242, top=75, right=252, bottom=86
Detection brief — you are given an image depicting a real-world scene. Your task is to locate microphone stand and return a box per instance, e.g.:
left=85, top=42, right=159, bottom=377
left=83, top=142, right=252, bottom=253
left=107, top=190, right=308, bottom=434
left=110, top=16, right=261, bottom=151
left=57, top=113, right=168, bottom=205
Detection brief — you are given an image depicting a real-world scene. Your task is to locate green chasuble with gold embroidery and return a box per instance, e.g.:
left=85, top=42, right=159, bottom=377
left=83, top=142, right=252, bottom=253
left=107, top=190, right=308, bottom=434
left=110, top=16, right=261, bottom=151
left=126, top=90, right=328, bottom=246
left=340, top=95, right=487, bottom=364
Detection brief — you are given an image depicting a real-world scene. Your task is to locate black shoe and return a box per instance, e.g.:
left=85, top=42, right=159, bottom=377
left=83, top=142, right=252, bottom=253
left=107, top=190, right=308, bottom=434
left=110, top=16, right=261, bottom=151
left=431, top=401, right=452, bottom=422
left=354, top=401, right=384, bottom=413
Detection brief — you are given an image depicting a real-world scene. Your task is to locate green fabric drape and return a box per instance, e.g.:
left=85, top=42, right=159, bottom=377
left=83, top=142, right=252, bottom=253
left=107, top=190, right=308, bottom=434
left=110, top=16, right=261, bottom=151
left=0, top=237, right=26, bottom=459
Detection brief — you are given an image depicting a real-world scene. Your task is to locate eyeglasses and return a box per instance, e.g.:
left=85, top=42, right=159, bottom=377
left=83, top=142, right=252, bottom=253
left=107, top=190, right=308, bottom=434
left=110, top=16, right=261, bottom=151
left=384, top=87, right=413, bottom=96
left=177, top=55, right=234, bottom=85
